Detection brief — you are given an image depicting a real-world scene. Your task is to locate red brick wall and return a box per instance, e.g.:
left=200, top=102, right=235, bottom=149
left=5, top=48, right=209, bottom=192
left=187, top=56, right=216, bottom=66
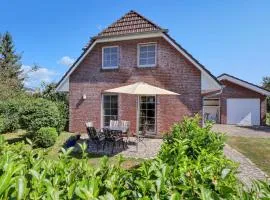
left=219, top=80, right=267, bottom=125
left=69, top=37, right=202, bottom=136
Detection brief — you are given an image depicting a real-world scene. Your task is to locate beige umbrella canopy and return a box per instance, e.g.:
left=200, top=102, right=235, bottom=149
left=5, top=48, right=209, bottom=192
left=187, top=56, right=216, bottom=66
left=104, top=82, right=180, bottom=95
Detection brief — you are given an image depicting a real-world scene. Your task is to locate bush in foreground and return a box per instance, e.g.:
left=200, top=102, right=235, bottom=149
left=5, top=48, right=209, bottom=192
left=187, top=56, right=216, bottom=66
left=33, top=127, right=58, bottom=148
left=0, top=117, right=269, bottom=199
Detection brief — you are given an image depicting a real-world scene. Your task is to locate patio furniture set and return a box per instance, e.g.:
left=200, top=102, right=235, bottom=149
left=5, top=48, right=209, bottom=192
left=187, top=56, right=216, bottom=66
left=86, top=120, right=131, bottom=154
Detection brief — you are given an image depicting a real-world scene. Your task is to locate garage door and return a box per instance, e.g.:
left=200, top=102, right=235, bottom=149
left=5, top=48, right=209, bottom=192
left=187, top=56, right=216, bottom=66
left=227, top=98, right=260, bottom=125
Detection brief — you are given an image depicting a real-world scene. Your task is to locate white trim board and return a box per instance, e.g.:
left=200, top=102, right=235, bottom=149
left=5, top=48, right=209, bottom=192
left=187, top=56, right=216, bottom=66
left=56, top=32, right=221, bottom=92
left=218, top=74, right=270, bottom=96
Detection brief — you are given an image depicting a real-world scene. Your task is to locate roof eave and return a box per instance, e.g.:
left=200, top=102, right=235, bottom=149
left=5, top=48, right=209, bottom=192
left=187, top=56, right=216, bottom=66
left=218, top=74, right=270, bottom=96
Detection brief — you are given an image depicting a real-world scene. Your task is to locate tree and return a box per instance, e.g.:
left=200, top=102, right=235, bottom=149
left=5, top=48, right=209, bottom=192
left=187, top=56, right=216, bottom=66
left=0, top=32, right=23, bottom=89
left=262, top=76, right=270, bottom=90
left=262, top=76, right=270, bottom=112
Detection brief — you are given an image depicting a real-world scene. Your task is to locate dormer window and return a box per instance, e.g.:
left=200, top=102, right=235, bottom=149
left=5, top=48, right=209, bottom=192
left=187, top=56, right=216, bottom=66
left=102, top=46, right=119, bottom=69
left=138, top=43, right=157, bottom=67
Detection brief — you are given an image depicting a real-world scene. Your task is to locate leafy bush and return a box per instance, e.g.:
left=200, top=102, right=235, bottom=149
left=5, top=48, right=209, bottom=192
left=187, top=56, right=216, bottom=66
left=0, top=99, right=24, bottom=133
left=0, top=115, right=5, bottom=133
left=267, top=113, right=270, bottom=125
left=0, top=114, right=20, bottom=134
left=55, top=101, right=68, bottom=132
left=20, top=98, right=62, bottom=134
left=33, top=127, right=58, bottom=147
left=0, top=117, right=269, bottom=199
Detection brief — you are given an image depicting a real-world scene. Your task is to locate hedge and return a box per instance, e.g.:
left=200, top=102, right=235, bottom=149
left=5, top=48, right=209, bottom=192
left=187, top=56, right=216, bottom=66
left=0, top=97, right=65, bottom=135
left=0, top=116, right=269, bottom=199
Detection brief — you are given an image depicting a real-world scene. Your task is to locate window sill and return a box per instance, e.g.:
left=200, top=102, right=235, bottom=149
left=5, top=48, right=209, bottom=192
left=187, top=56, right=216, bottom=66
left=100, top=67, right=119, bottom=72
left=136, top=65, right=157, bottom=69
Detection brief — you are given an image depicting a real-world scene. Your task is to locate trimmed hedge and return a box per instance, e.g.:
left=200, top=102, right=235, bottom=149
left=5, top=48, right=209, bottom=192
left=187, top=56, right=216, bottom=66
left=0, top=99, right=25, bottom=133
left=20, top=98, right=61, bottom=133
left=0, top=97, right=66, bottom=135
left=33, top=127, right=58, bottom=147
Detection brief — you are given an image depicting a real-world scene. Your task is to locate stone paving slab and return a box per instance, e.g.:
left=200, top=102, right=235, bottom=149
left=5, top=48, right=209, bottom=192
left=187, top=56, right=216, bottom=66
left=79, top=134, right=162, bottom=159
left=224, top=144, right=269, bottom=187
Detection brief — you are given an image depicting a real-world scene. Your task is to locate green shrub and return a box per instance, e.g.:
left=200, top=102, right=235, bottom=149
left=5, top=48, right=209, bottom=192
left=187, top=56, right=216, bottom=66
left=55, top=101, right=68, bottom=132
left=0, top=99, right=24, bottom=133
left=33, top=127, right=58, bottom=147
left=20, top=98, right=62, bottom=134
left=0, top=114, right=20, bottom=134
left=0, top=117, right=269, bottom=199
left=267, top=113, right=270, bottom=125
left=0, top=115, right=5, bottom=133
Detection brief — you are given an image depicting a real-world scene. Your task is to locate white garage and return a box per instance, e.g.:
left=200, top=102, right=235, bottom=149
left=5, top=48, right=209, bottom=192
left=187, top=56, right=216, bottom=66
left=227, top=98, right=260, bottom=126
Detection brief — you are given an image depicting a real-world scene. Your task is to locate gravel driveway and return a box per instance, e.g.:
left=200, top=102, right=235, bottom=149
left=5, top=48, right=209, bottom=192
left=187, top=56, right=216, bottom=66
left=212, top=124, right=270, bottom=138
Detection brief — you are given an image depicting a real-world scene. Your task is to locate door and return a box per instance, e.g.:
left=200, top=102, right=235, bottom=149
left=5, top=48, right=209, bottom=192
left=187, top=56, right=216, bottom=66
left=138, top=96, right=156, bottom=134
left=227, top=98, right=260, bottom=125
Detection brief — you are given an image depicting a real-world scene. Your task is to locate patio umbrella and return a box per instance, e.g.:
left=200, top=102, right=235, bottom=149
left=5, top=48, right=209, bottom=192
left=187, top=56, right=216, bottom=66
left=104, top=82, right=180, bottom=151
left=104, top=82, right=180, bottom=95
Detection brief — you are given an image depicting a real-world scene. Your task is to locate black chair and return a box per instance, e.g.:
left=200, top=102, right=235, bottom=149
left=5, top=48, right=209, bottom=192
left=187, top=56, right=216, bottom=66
left=103, top=129, right=124, bottom=154
left=86, top=126, right=105, bottom=152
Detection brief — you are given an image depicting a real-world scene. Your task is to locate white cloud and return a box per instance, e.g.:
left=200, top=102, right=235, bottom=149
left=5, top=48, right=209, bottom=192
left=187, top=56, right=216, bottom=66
left=22, top=65, right=57, bottom=88
left=58, top=56, right=75, bottom=67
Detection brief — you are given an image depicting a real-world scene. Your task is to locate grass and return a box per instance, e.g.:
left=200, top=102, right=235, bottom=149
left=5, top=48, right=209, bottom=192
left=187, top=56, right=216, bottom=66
left=2, top=131, right=144, bottom=169
left=226, top=136, right=270, bottom=176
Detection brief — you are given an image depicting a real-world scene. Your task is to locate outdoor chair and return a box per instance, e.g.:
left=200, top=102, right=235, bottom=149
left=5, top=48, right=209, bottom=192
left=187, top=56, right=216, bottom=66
left=119, top=120, right=131, bottom=147
left=103, top=128, right=124, bottom=154
left=85, top=122, right=105, bottom=152
left=109, top=120, right=120, bottom=130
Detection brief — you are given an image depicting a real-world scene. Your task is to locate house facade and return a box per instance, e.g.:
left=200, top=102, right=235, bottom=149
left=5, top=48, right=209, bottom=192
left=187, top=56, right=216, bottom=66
left=56, top=11, right=270, bottom=136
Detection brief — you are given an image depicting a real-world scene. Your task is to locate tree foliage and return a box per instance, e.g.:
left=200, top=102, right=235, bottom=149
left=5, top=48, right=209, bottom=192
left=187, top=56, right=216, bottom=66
left=0, top=32, right=23, bottom=89
left=262, top=76, right=270, bottom=112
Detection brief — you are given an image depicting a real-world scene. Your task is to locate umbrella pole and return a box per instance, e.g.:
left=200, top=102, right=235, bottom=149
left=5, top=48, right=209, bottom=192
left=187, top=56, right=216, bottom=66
left=136, top=95, right=139, bottom=152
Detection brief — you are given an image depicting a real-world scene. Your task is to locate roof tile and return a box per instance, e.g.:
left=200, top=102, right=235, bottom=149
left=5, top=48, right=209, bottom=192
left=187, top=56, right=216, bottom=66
left=96, top=10, right=165, bottom=38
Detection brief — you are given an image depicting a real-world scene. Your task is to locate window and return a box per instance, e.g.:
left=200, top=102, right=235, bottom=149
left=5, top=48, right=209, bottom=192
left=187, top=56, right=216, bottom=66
left=139, top=96, right=156, bottom=134
left=138, top=43, right=157, bottom=67
left=103, top=94, right=118, bottom=126
left=102, top=46, right=119, bottom=69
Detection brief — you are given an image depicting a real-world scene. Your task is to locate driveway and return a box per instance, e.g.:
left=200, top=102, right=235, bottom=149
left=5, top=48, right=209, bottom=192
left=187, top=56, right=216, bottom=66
left=212, top=124, right=270, bottom=138
left=212, top=124, right=270, bottom=186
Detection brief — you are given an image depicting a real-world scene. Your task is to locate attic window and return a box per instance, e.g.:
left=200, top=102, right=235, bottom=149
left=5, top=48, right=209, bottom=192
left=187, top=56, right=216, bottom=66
left=102, top=46, right=119, bottom=69
left=138, top=43, right=157, bottom=67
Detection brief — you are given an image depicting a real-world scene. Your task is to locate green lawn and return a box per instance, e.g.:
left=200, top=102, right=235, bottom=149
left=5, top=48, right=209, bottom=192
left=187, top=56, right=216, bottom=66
left=2, top=130, right=144, bottom=169
left=226, top=136, right=270, bottom=176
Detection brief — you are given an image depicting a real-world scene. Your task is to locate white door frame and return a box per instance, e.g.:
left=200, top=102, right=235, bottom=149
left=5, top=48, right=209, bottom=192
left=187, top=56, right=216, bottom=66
left=136, top=95, right=157, bottom=135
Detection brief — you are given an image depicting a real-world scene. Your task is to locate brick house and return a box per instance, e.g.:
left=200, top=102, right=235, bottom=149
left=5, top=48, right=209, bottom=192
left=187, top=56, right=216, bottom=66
left=56, top=10, right=270, bottom=136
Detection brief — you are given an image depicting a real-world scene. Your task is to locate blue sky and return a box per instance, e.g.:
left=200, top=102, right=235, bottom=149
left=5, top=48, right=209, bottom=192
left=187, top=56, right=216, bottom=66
left=1, top=0, right=269, bottom=88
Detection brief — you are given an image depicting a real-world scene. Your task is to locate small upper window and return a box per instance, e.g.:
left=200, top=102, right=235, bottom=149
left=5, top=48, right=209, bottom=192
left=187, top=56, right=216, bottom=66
left=138, top=43, right=157, bottom=67
left=102, top=46, right=119, bottom=69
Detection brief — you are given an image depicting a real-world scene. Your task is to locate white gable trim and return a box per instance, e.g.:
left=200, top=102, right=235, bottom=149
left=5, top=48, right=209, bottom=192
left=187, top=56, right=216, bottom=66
left=218, top=74, right=270, bottom=96
left=56, top=32, right=221, bottom=92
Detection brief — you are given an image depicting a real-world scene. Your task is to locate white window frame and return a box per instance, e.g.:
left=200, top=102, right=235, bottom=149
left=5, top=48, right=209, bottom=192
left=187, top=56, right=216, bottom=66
left=101, top=94, right=119, bottom=127
left=137, top=95, right=157, bottom=135
left=137, top=43, right=157, bottom=68
left=102, top=46, right=119, bottom=69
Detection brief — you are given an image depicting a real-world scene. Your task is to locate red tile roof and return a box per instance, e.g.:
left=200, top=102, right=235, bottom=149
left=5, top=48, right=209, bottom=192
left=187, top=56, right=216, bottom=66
left=95, top=10, right=166, bottom=38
